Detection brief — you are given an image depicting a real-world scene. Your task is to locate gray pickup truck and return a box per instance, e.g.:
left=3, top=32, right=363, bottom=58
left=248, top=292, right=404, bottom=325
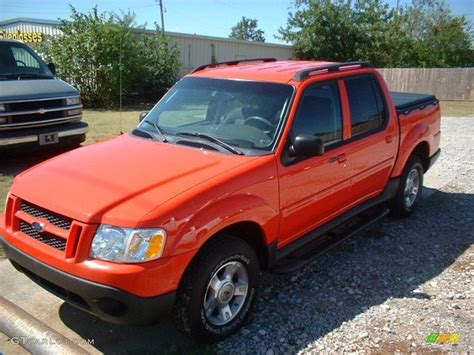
left=0, top=39, right=88, bottom=151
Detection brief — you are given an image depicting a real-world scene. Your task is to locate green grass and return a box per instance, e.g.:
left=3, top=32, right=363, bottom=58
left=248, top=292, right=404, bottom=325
left=83, top=109, right=142, bottom=144
left=439, top=101, right=474, bottom=117
left=0, top=175, right=11, bottom=212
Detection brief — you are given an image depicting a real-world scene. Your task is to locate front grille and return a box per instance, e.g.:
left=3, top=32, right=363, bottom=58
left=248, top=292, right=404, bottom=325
left=21, top=201, right=72, bottom=230
left=9, top=99, right=64, bottom=111
left=0, top=98, right=80, bottom=129
left=10, top=110, right=65, bottom=124
left=20, top=221, right=67, bottom=251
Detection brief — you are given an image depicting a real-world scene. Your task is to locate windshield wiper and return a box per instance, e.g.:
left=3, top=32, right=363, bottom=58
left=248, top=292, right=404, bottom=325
left=142, top=120, right=168, bottom=143
left=176, top=132, right=244, bottom=155
left=12, top=73, right=53, bottom=80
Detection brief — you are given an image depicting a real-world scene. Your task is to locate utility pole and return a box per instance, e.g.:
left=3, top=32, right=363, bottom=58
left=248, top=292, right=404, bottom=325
left=158, top=0, right=165, bottom=35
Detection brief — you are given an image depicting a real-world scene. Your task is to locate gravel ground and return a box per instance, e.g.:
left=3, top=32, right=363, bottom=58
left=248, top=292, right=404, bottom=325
left=214, top=117, right=474, bottom=354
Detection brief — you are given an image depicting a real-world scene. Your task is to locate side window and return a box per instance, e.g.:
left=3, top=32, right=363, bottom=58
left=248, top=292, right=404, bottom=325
left=345, top=76, right=386, bottom=136
left=291, top=82, right=343, bottom=146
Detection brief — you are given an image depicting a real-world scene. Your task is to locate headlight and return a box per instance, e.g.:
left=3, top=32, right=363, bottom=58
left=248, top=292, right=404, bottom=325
left=0, top=104, right=5, bottom=112
left=66, top=96, right=81, bottom=106
left=90, top=225, right=166, bottom=263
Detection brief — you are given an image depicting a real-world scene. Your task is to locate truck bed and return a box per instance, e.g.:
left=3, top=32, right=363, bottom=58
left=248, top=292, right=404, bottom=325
left=391, top=92, right=438, bottom=115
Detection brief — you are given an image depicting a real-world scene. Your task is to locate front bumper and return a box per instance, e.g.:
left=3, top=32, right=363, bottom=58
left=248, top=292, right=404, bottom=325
left=1, top=238, right=176, bottom=325
left=0, top=121, right=88, bottom=149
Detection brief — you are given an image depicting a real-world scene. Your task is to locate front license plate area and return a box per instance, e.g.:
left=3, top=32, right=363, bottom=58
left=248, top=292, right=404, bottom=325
left=39, top=132, right=59, bottom=145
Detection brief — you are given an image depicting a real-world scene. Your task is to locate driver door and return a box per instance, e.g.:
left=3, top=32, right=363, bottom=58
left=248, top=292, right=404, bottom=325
left=277, top=80, right=352, bottom=248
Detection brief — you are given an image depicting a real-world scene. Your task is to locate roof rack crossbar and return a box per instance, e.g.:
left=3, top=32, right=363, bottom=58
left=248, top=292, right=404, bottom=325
left=191, top=58, right=277, bottom=74
left=293, top=61, right=372, bottom=81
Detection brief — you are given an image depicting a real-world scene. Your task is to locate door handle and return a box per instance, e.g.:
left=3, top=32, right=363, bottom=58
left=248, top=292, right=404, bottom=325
left=385, top=135, right=393, bottom=143
left=337, top=153, right=347, bottom=163
left=329, top=154, right=347, bottom=164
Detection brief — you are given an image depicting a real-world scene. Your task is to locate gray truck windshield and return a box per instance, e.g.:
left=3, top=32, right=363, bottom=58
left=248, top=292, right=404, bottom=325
left=140, top=77, right=294, bottom=151
left=0, top=42, right=54, bottom=80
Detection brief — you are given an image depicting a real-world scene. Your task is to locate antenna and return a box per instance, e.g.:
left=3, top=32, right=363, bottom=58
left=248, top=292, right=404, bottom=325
left=119, top=35, right=123, bottom=135
left=158, top=0, right=165, bottom=35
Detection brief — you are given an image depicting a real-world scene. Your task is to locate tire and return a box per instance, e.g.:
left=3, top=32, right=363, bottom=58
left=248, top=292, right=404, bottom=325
left=174, top=235, right=261, bottom=343
left=390, top=155, right=424, bottom=218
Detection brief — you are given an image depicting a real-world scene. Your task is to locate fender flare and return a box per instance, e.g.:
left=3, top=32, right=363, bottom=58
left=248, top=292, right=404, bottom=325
left=168, top=193, right=279, bottom=256
left=392, top=122, right=429, bottom=177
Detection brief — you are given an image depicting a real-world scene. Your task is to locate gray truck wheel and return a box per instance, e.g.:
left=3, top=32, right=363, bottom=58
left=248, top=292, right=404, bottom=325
left=174, top=235, right=260, bottom=343
left=390, top=155, right=424, bottom=218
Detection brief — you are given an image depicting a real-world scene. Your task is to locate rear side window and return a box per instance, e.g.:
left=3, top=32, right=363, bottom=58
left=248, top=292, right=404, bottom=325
left=345, top=76, right=386, bottom=136
left=291, top=82, right=343, bottom=145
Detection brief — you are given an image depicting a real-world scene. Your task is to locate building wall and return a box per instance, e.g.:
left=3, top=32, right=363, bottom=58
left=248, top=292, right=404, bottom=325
left=0, top=20, right=63, bottom=37
left=0, top=19, right=295, bottom=77
left=166, top=32, right=294, bottom=76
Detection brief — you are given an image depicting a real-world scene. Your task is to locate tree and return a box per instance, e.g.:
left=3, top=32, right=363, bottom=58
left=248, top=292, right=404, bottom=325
left=230, top=17, right=265, bottom=42
left=39, top=6, right=179, bottom=107
left=278, top=0, right=473, bottom=67
left=399, top=0, right=474, bottom=67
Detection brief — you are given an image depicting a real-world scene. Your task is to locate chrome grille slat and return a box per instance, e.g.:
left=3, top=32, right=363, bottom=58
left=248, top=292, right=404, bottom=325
left=21, top=201, right=72, bottom=230
left=20, top=221, right=66, bottom=251
left=0, top=98, right=82, bottom=128
left=8, top=99, right=64, bottom=111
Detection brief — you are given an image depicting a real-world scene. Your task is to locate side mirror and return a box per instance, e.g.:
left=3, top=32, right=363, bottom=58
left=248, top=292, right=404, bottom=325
left=139, top=111, right=149, bottom=122
left=289, top=134, right=325, bottom=157
left=47, top=63, right=56, bottom=76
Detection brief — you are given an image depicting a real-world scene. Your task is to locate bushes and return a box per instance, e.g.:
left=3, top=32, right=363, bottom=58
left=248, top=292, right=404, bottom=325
left=40, top=7, right=179, bottom=108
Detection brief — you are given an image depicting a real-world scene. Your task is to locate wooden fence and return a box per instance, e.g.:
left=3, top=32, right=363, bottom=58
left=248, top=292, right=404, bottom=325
left=377, top=68, right=474, bottom=101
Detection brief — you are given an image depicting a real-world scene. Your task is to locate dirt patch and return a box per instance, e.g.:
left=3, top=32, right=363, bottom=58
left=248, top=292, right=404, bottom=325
left=373, top=340, right=449, bottom=354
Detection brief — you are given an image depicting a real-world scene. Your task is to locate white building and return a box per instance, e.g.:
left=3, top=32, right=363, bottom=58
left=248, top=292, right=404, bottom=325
left=0, top=17, right=295, bottom=77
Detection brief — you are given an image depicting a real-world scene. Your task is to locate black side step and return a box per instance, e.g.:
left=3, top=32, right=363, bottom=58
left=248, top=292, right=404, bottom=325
left=271, top=206, right=389, bottom=274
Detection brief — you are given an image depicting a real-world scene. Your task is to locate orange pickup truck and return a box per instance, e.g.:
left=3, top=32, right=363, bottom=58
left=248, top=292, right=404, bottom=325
left=0, top=59, right=440, bottom=342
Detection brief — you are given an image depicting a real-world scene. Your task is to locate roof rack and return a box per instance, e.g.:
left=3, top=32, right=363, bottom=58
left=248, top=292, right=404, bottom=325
left=293, top=61, right=372, bottom=81
left=191, top=58, right=277, bottom=74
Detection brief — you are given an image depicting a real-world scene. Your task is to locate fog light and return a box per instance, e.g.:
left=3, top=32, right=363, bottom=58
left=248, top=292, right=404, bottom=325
left=67, top=108, right=82, bottom=116
left=97, top=297, right=128, bottom=316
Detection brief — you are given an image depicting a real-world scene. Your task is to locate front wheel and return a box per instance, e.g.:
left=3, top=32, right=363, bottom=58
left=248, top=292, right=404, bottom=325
left=174, top=235, right=260, bottom=343
left=390, top=155, right=424, bottom=217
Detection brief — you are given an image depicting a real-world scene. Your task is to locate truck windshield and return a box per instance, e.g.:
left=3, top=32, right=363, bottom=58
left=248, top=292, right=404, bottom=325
left=0, top=42, right=54, bottom=80
left=140, top=77, right=294, bottom=151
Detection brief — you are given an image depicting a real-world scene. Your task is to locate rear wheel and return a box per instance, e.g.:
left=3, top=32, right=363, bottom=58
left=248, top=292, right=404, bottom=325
left=390, top=155, right=424, bottom=217
left=174, top=235, right=260, bottom=343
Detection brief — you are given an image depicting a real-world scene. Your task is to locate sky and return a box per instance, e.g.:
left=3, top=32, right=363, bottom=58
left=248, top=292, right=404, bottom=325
left=1, top=0, right=473, bottom=44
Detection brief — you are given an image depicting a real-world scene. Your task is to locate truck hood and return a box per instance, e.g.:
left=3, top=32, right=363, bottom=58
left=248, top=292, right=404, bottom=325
left=11, top=134, right=256, bottom=225
left=0, top=78, right=78, bottom=101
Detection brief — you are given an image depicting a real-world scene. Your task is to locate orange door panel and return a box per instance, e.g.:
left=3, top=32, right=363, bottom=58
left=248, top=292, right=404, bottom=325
left=347, top=130, right=397, bottom=204
left=278, top=148, right=350, bottom=247
left=277, top=80, right=352, bottom=247
left=342, top=74, right=398, bottom=205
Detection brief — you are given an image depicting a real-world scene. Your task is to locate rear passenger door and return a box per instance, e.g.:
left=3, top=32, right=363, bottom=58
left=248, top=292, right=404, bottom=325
left=343, top=75, right=398, bottom=205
